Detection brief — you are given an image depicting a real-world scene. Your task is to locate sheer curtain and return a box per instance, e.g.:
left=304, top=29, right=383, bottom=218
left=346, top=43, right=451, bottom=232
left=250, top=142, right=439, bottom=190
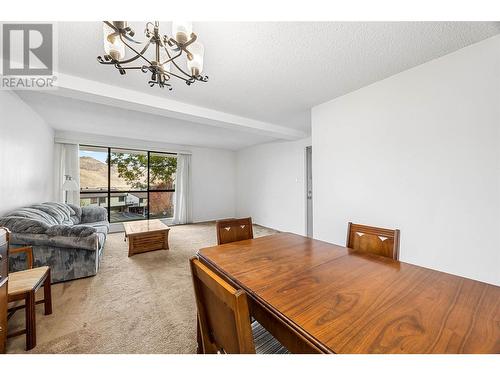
left=54, top=143, right=80, bottom=205
left=173, top=153, right=192, bottom=224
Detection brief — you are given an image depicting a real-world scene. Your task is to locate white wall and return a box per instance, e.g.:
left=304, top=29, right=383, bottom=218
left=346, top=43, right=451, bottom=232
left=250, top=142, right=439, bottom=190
left=0, top=91, right=55, bottom=215
left=191, top=147, right=236, bottom=222
left=54, top=131, right=236, bottom=225
left=236, top=138, right=311, bottom=235
left=312, top=35, right=500, bottom=286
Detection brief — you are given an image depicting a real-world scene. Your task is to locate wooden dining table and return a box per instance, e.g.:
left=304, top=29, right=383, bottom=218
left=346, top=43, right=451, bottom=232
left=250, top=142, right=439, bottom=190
left=197, top=233, right=500, bottom=354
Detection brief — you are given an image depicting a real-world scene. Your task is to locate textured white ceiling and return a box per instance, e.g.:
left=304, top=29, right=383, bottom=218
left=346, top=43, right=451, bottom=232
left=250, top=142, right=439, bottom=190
left=55, top=21, right=500, bottom=133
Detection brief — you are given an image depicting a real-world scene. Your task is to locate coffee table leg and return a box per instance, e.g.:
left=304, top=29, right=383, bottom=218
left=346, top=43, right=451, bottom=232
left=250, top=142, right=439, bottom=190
left=128, top=235, right=133, bottom=257
left=164, top=230, right=169, bottom=250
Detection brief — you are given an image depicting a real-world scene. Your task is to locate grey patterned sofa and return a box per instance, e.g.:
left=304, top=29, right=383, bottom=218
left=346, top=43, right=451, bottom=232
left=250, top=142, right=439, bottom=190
left=0, top=202, right=108, bottom=283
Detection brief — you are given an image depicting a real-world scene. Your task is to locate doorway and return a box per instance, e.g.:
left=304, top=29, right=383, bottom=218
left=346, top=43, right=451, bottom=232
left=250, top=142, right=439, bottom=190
left=306, top=146, right=313, bottom=237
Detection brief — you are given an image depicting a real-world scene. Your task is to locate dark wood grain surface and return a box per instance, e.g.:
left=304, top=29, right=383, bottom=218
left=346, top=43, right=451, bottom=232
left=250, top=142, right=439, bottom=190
left=347, top=222, right=400, bottom=260
left=198, top=233, right=500, bottom=354
left=216, top=217, right=254, bottom=245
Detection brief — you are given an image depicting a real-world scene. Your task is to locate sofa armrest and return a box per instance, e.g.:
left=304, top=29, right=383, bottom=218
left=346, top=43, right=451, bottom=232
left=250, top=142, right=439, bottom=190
left=10, top=232, right=100, bottom=252
left=81, top=206, right=108, bottom=224
left=0, top=217, right=49, bottom=234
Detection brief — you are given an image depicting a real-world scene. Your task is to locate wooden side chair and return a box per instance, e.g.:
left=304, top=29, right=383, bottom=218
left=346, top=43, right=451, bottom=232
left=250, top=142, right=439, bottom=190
left=7, top=246, right=52, bottom=351
left=346, top=222, right=400, bottom=260
left=190, top=257, right=288, bottom=354
left=216, top=217, right=254, bottom=245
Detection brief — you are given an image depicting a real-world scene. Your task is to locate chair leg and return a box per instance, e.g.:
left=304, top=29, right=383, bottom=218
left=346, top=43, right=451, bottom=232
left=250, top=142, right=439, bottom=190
left=43, top=270, right=52, bottom=316
left=25, top=292, right=36, bottom=351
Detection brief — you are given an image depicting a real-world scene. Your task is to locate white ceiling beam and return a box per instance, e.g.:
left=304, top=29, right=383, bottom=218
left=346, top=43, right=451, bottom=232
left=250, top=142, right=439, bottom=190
left=48, top=73, right=307, bottom=140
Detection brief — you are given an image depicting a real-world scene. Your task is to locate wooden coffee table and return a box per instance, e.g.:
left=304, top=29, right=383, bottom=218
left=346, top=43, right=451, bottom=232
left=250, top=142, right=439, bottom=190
left=123, top=219, right=170, bottom=257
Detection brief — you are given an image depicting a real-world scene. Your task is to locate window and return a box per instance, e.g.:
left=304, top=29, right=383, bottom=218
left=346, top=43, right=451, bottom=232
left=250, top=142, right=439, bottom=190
left=79, top=146, right=109, bottom=210
left=149, top=191, right=175, bottom=219
left=148, top=152, right=177, bottom=220
left=110, top=149, right=148, bottom=191
left=149, top=152, right=176, bottom=190
left=79, top=146, right=108, bottom=192
left=79, top=145, right=177, bottom=223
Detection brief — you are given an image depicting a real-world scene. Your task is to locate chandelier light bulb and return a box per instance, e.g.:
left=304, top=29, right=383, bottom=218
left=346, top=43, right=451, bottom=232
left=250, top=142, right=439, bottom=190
left=187, top=42, right=204, bottom=76
left=172, top=21, right=193, bottom=44
left=103, top=23, right=125, bottom=60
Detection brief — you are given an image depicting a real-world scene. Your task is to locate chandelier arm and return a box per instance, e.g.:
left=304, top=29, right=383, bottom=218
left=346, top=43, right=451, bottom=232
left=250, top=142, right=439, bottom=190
left=160, top=45, right=182, bottom=66
left=162, top=41, right=177, bottom=58
left=115, top=66, right=144, bottom=70
left=103, top=21, right=119, bottom=32
left=160, top=43, right=193, bottom=79
left=166, top=70, right=193, bottom=83
left=119, top=34, right=153, bottom=65
left=183, top=33, right=197, bottom=48
left=122, top=34, right=142, bottom=44
left=145, top=22, right=155, bottom=33
left=167, top=34, right=196, bottom=59
left=98, top=38, right=154, bottom=66
left=194, top=75, right=209, bottom=82
left=173, top=62, right=195, bottom=79
left=97, top=57, right=119, bottom=65
left=168, top=54, right=194, bottom=79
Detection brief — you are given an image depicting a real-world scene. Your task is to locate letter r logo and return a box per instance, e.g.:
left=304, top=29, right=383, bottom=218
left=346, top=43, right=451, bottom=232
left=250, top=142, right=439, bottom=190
left=2, top=24, right=53, bottom=76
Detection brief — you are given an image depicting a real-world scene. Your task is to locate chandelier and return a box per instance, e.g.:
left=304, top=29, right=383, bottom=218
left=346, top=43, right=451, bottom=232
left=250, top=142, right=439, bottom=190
left=97, top=21, right=208, bottom=89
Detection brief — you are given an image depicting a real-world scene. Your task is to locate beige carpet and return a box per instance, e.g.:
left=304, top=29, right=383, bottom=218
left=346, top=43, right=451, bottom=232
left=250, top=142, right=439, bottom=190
left=6, top=222, right=277, bottom=354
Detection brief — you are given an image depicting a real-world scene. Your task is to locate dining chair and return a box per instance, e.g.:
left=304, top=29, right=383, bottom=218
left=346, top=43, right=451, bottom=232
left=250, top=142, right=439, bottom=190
left=7, top=246, right=52, bottom=351
left=190, top=257, right=288, bottom=354
left=346, top=222, right=400, bottom=260
left=215, top=217, right=254, bottom=245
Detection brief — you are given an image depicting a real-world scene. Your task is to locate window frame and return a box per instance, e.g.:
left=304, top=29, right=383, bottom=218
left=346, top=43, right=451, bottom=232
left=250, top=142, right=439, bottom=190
left=79, top=145, right=177, bottom=223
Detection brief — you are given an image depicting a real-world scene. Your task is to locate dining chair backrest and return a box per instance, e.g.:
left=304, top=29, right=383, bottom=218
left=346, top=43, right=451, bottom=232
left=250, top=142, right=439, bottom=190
left=190, top=257, right=255, bottom=354
left=346, top=222, right=400, bottom=260
left=216, top=217, right=254, bottom=245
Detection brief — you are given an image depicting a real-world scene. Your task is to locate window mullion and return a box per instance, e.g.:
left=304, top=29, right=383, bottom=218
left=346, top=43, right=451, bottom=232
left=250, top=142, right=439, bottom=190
left=147, top=151, right=151, bottom=220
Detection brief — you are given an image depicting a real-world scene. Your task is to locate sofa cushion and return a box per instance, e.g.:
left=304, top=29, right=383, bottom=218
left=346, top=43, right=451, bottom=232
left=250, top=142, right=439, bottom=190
left=81, top=206, right=108, bottom=224
left=32, top=202, right=71, bottom=224
left=67, top=204, right=82, bottom=224
left=5, top=207, right=59, bottom=226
